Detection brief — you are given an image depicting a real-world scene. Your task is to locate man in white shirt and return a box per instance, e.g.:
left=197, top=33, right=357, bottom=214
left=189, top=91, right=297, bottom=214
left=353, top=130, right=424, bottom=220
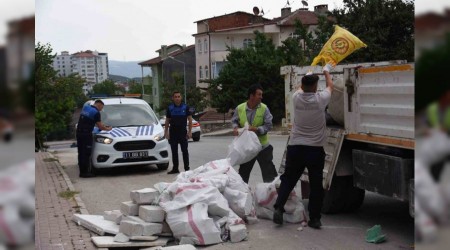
left=273, top=64, right=334, bottom=229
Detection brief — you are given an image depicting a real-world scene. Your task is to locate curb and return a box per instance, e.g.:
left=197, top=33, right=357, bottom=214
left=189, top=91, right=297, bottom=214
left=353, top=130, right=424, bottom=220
left=48, top=151, right=90, bottom=215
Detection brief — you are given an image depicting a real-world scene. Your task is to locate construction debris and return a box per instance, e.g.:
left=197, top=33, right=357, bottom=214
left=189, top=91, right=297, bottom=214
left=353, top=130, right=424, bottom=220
left=141, top=244, right=196, bottom=250
left=131, top=188, right=159, bottom=204
left=113, top=233, right=129, bottom=243
left=91, top=236, right=169, bottom=248
left=72, top=214, right=119, bottom=235
left=121, top=201, right=139, bottom=216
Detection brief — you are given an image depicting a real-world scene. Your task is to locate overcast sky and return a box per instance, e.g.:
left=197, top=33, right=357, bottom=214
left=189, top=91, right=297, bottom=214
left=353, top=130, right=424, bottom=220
left=0, top=0, right=34, bottom=46
left=36, top=0, right=350, bottom=62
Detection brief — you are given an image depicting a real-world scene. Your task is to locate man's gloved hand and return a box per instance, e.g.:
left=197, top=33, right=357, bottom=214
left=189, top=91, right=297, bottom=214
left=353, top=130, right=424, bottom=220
left=323, top=63, right=334, bottom=72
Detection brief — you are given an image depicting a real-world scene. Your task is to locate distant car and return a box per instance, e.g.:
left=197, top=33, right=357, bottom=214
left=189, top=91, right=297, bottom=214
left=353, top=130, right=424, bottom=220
left=87, top=98, right=170, bottom=170
left=159, top=116, right=201, bottom=142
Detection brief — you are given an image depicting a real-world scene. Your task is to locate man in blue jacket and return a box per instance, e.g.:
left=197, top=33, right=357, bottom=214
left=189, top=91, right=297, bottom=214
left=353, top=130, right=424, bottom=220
left=76, top=100, right=111, bottom=178
left=165, top=91, right=193, bottom=174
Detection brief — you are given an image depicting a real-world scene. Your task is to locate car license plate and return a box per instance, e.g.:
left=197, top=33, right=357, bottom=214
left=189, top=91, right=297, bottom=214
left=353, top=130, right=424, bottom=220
left=123, top=151, right=148, bottom=159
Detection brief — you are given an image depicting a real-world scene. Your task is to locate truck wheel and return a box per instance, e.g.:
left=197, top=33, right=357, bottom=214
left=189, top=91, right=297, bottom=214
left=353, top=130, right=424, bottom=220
left=157, top=163, right=169, bottom=170
left=322, top=176, right=364, bottom=214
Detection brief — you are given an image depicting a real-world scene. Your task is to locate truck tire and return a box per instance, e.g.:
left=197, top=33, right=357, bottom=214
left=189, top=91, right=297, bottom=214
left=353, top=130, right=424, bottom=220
left=322, top=176, right=365, bottom=214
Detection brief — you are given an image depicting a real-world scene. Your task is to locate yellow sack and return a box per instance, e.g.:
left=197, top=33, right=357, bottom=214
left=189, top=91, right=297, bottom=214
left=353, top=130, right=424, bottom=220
left=311, top=25, right=367, bottom=66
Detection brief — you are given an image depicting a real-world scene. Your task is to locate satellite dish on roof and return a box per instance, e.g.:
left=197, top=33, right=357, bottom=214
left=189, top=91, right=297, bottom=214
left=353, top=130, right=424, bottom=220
left=253, top=6, right=260, bottom=16
left=302, top=1, right=309, bottom=7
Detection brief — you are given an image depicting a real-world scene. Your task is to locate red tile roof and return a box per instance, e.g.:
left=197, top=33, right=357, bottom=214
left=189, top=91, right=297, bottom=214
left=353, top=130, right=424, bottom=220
left=271, top=9, right=319, bottom=26
left=7, top=16, right=34, bottom=37
left=139, top=44, right=195, bottom=66
left=416, top=12, right=450, bottom=31
left=72, top=52, right=96, bottom=58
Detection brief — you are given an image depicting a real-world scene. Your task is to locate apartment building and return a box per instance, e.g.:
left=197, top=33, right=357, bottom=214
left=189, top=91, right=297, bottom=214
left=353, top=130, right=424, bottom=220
left=6, top=16, right=34, bottom=90
left=53, top=51, right=71, bottom=77
left=193, top=5, right=329, bottom=88
left=415, top=9, right=450, bottom=59
left=52, top=50, right=109, bottom=94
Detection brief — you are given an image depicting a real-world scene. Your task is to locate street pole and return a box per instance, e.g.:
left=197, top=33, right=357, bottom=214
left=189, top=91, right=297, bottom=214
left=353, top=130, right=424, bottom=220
left=169, top=56, right=187, bottom=103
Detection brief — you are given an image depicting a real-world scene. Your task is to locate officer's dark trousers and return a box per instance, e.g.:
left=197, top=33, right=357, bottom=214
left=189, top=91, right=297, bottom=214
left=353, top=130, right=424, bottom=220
left=76, top=132, right=93, bottom=175
left=274, top=145, right=325, bottom=220
left=239, top=144, right=278, bottom=183
left=169, top=129, right=189, bottom=170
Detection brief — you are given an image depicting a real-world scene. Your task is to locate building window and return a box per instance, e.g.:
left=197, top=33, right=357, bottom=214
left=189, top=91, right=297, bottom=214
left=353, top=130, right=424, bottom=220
left=243, top=39, right=253, bottom=48
left=289, top=32, right=301, bottom=39
left=204, top=38, right=208, bottom=52
left=198, top=39, right=202, bottom=53
left=199, top=66, right=203, bottom=79
left=205, top=66, right=209, bottom=79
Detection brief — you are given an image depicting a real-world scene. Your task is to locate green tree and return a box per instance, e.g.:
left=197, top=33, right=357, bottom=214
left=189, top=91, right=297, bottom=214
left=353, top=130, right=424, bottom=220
left=158, top=73, right=208, bottom=114
left=128, top=79, right=152, bottom=95
left=35, top=43, right=85, bottom=149
left=416, top=35, right=450, bottom=111
left=92, top=79, right=125, bottom=95
left=332, top=0, right=414, bottom=62
left=209, top=31, right=285, bottom=122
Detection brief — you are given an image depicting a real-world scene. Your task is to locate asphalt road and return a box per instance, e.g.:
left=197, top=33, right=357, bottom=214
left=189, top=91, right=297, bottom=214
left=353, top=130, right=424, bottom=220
left=50, top=135, right=414, bottom=249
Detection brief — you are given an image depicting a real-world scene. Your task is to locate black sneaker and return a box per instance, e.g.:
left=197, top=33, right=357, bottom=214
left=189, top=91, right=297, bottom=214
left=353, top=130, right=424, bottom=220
left=184, top=167, right=190, bottom=171
left=79, top=173, right=96, bottom=178
left=167, top=169, right=180, bottom=174
left=308, top=218, right=322, bottom=229
left=273, top=209, right=283, bottom=225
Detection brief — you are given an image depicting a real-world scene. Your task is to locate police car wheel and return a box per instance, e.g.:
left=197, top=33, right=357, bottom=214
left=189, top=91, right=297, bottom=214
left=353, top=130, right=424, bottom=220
left=157, top=163, right=169, bottom=170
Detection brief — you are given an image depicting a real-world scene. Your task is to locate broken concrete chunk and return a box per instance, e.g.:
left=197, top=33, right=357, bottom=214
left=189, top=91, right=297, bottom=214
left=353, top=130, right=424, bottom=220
left=142, top=222, right=163, bottom=236
left=119, top=220, right=144, bottom=237
left=130, top=188, right=159, bottom=204
left=141, top=244, right=197, bottom=250
left=121, top=201, right=139, bottom=216
left=161, top=220, right=173, bottom=234
left=113, top=233, right=130, bottom=243
left=139, top=205, right=165, bottom=223
left=121, top=216, right=163, bottom=236
left=72, top=214, right=119, bottom=235
left=104, top=210, right=123, bottom=224
left=122, top=215, right=146, bottom=224
left=229, top=224, right=247, bottom=243
left=129, top=235, right=158, bottom=241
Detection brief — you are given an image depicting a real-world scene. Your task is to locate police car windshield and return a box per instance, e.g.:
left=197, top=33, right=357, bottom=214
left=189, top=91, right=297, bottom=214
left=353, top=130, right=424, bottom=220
left=101, top=104, right=158, bottom=127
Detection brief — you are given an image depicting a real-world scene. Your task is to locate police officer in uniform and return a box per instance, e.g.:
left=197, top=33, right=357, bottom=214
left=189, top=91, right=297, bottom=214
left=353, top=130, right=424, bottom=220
left=165, top=91, right=193, bottom=174
left=76, top=100, right=111, bottom=178
left=231, top=84, right=278, bottom=183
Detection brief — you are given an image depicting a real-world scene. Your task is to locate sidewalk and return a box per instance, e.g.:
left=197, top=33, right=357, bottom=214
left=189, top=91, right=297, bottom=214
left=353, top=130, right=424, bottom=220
left=35, top=152, right=97, bottom=250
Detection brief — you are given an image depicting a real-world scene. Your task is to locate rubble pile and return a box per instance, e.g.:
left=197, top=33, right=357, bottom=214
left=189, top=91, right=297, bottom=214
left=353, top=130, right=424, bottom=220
left=72, top=159, right=256, bottom=248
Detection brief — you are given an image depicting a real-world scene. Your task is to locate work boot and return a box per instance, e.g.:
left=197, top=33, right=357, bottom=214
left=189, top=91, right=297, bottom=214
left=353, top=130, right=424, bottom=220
left=167, top=168, right=180, bottom=174
left=308, top=218, right=322, bottom=229
left=273, top=208, right=283, bottom=225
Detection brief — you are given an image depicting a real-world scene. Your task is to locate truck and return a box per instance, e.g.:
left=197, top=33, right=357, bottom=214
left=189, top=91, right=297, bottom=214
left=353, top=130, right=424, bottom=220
left=280, top=61, right=414, bottom=215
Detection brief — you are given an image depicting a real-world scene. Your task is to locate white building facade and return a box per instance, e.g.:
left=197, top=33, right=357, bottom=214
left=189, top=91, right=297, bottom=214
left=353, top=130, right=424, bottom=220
left=193, top=5, right=329, bottom=88
left=52, top=50, right=109, bottom=94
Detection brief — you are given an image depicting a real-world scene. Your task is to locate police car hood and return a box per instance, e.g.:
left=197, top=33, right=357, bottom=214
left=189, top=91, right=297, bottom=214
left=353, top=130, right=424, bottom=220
left=95, top=125, right=164, bottom=139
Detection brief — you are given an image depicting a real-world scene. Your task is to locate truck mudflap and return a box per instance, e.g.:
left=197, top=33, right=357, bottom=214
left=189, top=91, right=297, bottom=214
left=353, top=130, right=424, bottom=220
left=279, top=126, right=346, bottom=196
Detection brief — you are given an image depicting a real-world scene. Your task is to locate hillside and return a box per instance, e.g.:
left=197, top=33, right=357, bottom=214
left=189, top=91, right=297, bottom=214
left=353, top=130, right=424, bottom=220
left=109, top=60, right=151, bottom=78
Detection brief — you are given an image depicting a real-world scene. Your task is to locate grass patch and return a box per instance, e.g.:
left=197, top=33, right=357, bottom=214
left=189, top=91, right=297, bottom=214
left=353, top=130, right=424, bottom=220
left=43, top=157, right=58, bottom=162
left=58, top=190, right=80, bottom=199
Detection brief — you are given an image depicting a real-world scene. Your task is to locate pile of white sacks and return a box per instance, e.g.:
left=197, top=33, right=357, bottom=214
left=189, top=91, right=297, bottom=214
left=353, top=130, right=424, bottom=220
left=89, top=158, right=308, bottom=247
left=415, top=129, right=450, bottom=242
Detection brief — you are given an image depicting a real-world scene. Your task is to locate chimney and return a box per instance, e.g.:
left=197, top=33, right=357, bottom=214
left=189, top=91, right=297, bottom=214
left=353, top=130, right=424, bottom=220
left=314, top=4, right=328, bottom=15
left=281, top=7, right=291, bottom=17
left=160, top=45, right=168, bottom=59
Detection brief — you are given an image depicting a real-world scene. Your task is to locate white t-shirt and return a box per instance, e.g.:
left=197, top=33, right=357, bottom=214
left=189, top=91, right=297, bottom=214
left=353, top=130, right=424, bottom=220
left=289, top=88, right=331, bottom=146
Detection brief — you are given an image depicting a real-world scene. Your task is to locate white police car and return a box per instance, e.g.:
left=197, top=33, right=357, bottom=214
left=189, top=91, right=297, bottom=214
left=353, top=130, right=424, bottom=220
left=88, top=97, right=170, bottom=170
